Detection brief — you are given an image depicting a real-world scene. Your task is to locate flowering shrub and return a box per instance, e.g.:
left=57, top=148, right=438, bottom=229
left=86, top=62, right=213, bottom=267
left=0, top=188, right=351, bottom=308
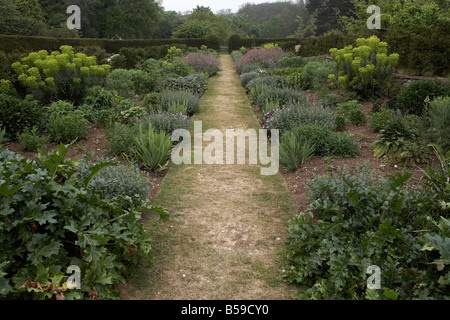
left=9, top=46, right=110, bottom=104
left=181, top=52, right=220, bottom=77
left=235, top=47, right=288, bottom=74
left=328, top=36, right=399, bottom=97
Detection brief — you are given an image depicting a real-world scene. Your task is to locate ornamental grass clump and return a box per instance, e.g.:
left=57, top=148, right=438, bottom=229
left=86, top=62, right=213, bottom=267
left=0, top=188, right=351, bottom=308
left=181, top=52, right=220, bottom=77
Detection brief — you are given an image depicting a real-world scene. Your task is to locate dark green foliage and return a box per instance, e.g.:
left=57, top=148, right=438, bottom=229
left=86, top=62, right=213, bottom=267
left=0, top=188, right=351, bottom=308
left=426, top=96, right=450, bottom=152
left=141, top=92, right=161, bottom=112
left=372, top=115, right=420, bottom=162
left=228, top=34, right=242, bottom=53
left=94, top=109, right=119, bottom=128
left=277, top=56, right=305, bottom=68
left=82, top=86, right=117, bottom=110
left=160, top=73, right=208, bottom=97
left=368, top=107, right=395, bottom=133
left=0, top=144, right=168, bottom=300
left=396, top=80, right=450, bottom=116
left=286, top=124, right=331, bottom=156
left=106, top=123, right=138, bottom=157
left=17, top=126, right=47, bottom=151
left=337, top=100, right=366, bottom=126
left=387, top=20, right=450, bottom=76
left=106, top=69, right=150, bottom=98
left=0, top=93, right=42, bottom=139
left=326, top=132, right=360, bottom=158
left=204, top=34, right=220, bottom=51
left=286, top=164, right=449, bottom=300
left=286, top=124, right=360, bottom=159
left=46, top=112, right=89, bottom=144
left=334, top=114, right=346, bottom=132
left=306, top=0, right=354, bottom=36
left=296, top=61, right=336, bottom=90
left=0, top=34, right=211, bottom=56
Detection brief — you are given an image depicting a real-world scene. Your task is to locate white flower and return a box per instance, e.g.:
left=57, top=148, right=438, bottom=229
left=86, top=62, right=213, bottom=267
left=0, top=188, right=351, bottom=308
left=66, top=281, right=77, bottom=290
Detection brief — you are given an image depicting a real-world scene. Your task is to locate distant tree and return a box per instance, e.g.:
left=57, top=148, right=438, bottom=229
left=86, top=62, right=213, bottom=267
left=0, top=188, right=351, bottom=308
left=238, top=1, right=306, bottom=38
left=100, top=0, right=160, bottom=38
left=154, top=10, right=186, bottom=39
left=10, top=0, right=45, bottom=23
left=38, top=0, right=67, bottom=28
left=226, top=13, right=260, bottom=37
left=172, top=19, right=214, bottom=39
left=295, top=4, right=316, bottom=37
left=341, top=0, right=450, bottom=36
left=306, top=0, right=355, bottom=35
left=0, top=0, right=33, bottom=35
left=67, top=0, right=160, bottom=39
left=191, top=5, right=214, bottom=16
left=173, top=6, right=232, bottom=43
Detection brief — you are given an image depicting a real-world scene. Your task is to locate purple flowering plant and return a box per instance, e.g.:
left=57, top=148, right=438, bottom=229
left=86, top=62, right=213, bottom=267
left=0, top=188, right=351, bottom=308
left=261, top=108, right=281, bottom=129
left=181, top=53, right=220, bottom=77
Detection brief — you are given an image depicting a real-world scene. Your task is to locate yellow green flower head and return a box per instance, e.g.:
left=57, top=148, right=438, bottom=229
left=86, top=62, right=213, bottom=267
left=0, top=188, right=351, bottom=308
left=60, top=45, right=74, bottom=59
left=37, top=50, right=48, bottom=60
left=38, top=81, right=47, bottom=90
left=45, top=77, right=55, bottom=87
left=28, top=67, right=41, bottom=80
left=11, top=62, right=23, bottom=75
left=80, top=67, right=90, bottom=77
left=352, top=58, right=362, bottom=69
left=344, top=53, right=353, bottom=64
left=338, top=75, right=348, bottom=84
left=66, top=63, right=77, bottom=73
left=26, top=76, right=39, bottom=89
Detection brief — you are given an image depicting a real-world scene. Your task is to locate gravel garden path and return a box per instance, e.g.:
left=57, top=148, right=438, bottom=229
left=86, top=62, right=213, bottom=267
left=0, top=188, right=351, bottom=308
left=120, top=54, right=299, bottom=300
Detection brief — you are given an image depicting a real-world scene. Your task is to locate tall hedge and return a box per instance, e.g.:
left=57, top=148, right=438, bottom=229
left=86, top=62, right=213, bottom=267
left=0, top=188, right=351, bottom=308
left=0, top=34, right=211, bottom=54
left=228, top=36, right=301, bottom=53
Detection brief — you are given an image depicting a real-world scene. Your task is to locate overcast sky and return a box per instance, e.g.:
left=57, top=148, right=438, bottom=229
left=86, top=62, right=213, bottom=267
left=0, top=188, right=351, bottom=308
left=160, top=0, right=282, bottom=14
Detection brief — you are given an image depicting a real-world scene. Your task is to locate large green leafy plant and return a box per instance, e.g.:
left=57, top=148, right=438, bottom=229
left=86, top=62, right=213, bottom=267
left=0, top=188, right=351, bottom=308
left=285, top=165, right=449, bottom=300
left=0, top=144, right=168, bottom=300
left=329, top=36, right=399, bottom=97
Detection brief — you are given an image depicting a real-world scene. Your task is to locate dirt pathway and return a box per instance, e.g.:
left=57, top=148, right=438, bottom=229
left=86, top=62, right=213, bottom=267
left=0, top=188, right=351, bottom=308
left=120, top=54, right=299, bottom=300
